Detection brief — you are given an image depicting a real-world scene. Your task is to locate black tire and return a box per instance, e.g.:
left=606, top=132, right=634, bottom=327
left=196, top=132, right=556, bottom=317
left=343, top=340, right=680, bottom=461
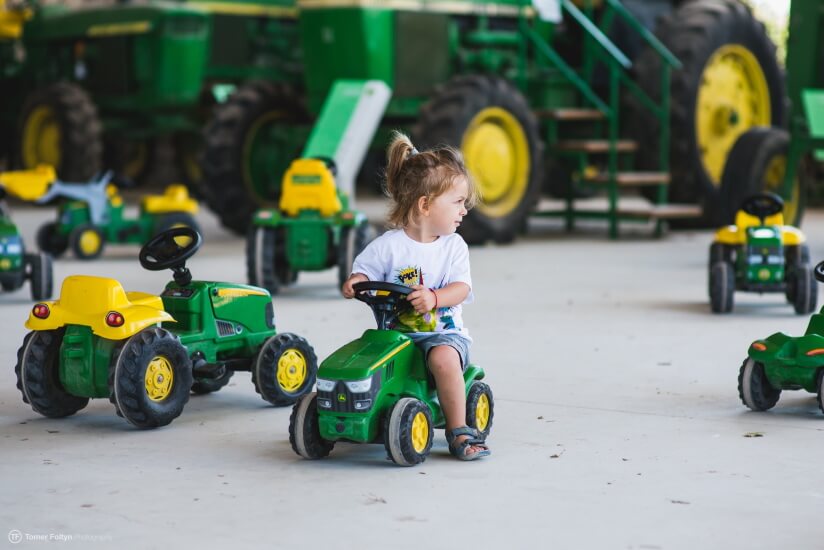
left=108, top=327, right=192, bottom=429
left=36, top=222, right=68, bottom=258
left=793, top=264, right=817, bottom=315
left=153, top=212, right=201, bottom=238
left=15, top=330, right=89, bottom=418
left=631, top=0, right=784, bottom=225
left=384, top=397, right=433, bottom=466
left=246, top=226, right=289, bottom=294
left=709, top=242, right=734, bottom=265
left=817, top=370, right=824, bottom=415
left=466, top=381, right=494, bottom=439
left=337, top=221, right=373, bottom=289
left=414, top=74, right=543, bottom=244
left=200, top=82, right=309, bottom=234
left=69, top=224, right=105, bottom=260
left=738, top=358, right=780, bottom=411
left=191, top=370, right=234, bottom=395
left=252, top=332, right=317, bottom=406
left=719, top=128, right=805, bottom=227
left=289, top=392, right=335, bottom=459
left=709, top=260, right=735, bottom=313
left=16, top=82, right=102, bottom=181
left=27, top=252, right=53, bottom=301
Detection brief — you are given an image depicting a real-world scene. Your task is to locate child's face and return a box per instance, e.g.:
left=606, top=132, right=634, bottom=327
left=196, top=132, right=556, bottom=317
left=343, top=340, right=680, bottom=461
left=425, top=177, right=469, bottom=236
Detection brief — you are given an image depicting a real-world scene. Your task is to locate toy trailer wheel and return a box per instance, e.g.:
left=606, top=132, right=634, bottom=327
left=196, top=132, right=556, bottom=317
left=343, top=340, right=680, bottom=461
left=36, top=222, right=69, bottom=258
left=252, top=333, right=318, bottom=406
left=466, top=381, right=494, bottom=439
left=337, top=221, right=373, bottom=289
left=108, top=327, right=192, bottom=429
left=26, top=252, right=53, bottom=301
left=792, top=264, right=818, bottom=315
left=709, top=261, right=735, bottom=313
left=15, top=330, right=89, bottom=418
left=738, top=358, right=781, bottom=411
left=384, top=397, right=434, bottom=466
left=69, top=224, right=105, bottom=260
left=289, top=392, right=334, bottom=459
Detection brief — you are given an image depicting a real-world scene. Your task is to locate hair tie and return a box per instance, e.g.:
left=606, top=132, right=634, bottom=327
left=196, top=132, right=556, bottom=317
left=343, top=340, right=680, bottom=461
left=409, top=147, right=419, bottom=158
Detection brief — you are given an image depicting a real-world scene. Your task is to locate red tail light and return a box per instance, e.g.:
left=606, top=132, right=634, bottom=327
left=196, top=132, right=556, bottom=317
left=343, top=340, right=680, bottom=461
left=806, top=348, right=824, bottom=357
left=105, top=311, right=124, bottom=327
left=751, top=342, right=767, bottom=351
left=32, top=304, right=49, bottom=319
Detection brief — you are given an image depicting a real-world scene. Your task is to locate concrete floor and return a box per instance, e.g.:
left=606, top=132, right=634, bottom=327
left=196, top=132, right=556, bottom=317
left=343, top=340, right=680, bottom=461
left=2, top=201, right=824, bottom=549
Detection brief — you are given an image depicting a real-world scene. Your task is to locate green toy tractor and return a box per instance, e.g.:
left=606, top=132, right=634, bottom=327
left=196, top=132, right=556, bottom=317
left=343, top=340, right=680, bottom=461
left=0, top=186, right=51, bottom=300
left=289, top=282, right=493, bottom=466
left=739, top=261, right=824, bottom=414
left=708, top=193, right=816, bottom=314
left=15, top=227, right=318, bottom=429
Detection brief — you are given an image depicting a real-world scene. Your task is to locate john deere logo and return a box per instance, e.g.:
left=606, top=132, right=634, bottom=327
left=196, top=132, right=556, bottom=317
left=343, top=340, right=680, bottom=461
left=338, top=393, right=346, bottom=402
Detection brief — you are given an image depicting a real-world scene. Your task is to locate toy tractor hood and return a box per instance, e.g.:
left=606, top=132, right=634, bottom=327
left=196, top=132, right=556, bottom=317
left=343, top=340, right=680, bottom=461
left=748, top=328, right=824, bottom=368
left=319, top=330, right=412, bottom=381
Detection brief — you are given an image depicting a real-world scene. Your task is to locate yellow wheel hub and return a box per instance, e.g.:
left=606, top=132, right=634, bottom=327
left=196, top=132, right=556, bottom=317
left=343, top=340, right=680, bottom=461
left=22, top=105, right=61, bottom=169
left=410, top=411, right=429, bottom=453
left=763, top=154, right=800, bottom=225
left=78, top=229, right=101, bottom=256
left=145, top=356, right=174, bottom=401
left=276, top=348, right=307, bottom=393
left=462, top=107, right=530, bottom=218
left=696, top=45, right=771, bottom=187
left=475, top=393, right=490, bottom=432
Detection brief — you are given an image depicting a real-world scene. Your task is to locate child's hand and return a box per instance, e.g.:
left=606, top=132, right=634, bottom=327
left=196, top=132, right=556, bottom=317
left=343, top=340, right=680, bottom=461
left=341, top=273, right=369, bottom=298
left=408, top=285, right=437, bottom=314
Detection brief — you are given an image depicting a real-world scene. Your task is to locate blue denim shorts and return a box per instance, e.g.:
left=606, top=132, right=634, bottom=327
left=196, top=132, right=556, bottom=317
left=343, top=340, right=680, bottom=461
left=407, top=332, right=471, bottom=371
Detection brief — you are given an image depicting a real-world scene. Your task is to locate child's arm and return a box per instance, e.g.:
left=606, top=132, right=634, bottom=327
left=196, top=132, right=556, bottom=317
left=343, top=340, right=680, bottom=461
left=342, top=273, right=369, bottom=299
left=408, top=282, right=470, bottom=314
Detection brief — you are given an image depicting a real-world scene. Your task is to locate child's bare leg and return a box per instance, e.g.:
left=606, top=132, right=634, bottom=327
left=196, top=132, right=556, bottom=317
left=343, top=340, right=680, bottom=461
left=428, top=345, right=486, bottom=456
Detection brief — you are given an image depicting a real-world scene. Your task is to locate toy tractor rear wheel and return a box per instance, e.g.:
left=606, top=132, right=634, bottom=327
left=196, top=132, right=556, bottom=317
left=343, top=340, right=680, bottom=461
left=738, top=358, right=781, bottom=411
left=26, top=252, right=53, bottom=301
left=108, top=327, right=192, bottom=429
left=792, top=264, right=817, bottom=315
left=15, top=329, right=89, bottom=418
left=415, top=74, right=543, bottom=245
left=466, top=381, right=494, bottom=439
left=384, top=397, right=433, bottom=466
left=16, top=82, right=103, bottom=181
left=252, top=332, right=318, bottom=406
left=201, top=82, right=309, bottom=234
left=69, top=224, right=105, bottom=260
left=36, top=222, right=69, bottom=258
left=289, top=392, right=335, bottom=459
left=720, top=128, right=805, bottom=227
left=337, top=221, right=373, bottom=289
left=709, top=243, right=734, bottom=265
left=709, top=261, right=734, bottom=313
left=246, top=226, right=295, bottom=294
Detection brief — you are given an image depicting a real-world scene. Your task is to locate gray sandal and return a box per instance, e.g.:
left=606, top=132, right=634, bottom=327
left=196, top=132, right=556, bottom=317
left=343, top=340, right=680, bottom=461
left=446, top=426, right=490, bottom=461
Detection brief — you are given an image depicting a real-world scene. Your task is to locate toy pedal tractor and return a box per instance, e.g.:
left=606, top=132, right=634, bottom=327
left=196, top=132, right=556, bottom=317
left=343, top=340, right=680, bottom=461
left=289, top=281, right=493, bottom=466
left=708, top=192, right=816, bottom=314
left=15, top=227, right=318, bottom=429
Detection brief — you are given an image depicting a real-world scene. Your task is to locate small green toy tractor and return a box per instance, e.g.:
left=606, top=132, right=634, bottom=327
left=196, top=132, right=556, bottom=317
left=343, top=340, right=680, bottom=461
left=0, top=165, right=199, bottom=260
left=0, top=185, right=51, bottom=300
left=289, top=282, right=493, bottom=466
left=739, top=261, right=824, bottom=414
left=15, top=227, right=318, bottom=429
left=708, top=193, right=816, bottom=314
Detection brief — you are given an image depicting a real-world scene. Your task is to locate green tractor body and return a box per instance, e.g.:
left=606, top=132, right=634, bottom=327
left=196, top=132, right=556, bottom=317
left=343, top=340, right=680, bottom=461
left=740, top=227, right=784, bottom=288
left=0, top=190, right=52, bottom=300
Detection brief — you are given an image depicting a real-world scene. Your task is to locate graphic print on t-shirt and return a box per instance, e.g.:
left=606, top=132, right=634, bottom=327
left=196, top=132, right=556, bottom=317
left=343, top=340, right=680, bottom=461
left=394, top=266, right=438, bottom=332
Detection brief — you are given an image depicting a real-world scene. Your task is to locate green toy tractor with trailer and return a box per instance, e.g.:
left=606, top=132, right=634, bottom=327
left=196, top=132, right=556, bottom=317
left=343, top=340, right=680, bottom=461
left=708, top=192, right=816, bottom=315
left=15, top=227, right=318, bottom=428
left=0, top=183, right=51, bottom=301
left=289, top=282, right=493, bottom=466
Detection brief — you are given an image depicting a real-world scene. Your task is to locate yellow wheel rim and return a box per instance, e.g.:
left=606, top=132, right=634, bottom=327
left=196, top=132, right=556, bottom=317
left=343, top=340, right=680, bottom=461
left=78, top=229, right=101, bottom=256
left=410, top=411, right=429, bottom=453
left=475, top=393, right=490, bottom=432
left=696, top=45, right=772, bottom=187
left=276, top=348, right=307, bottom=393
left=462, top=107, right=530, bottom=218
left=22, top=105, right=61, bottom=169
left=763, top=154, right=800, bottom=225
left=144, top=356, right=174, bottom=401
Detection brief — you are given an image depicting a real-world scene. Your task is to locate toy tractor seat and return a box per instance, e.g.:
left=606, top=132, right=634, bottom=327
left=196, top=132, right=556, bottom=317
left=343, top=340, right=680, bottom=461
left=0, top=165, right=55, bottom=202
left=279, top=158, right=342, bottom=217
left=141, top=184, right=198, bottom=214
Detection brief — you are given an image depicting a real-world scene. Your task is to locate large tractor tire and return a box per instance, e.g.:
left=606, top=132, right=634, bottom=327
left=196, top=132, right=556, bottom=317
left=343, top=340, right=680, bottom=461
left=719, top=127, right=806, bottom=227
left=631, top=0, right=784, bottom=226
left=200, top=82, right=309, bottom=234
left=16, top=82, right=102, bottom=181
left=414, top=75, right=544, bottom=245
left=103, top=137, right=154, bottom=189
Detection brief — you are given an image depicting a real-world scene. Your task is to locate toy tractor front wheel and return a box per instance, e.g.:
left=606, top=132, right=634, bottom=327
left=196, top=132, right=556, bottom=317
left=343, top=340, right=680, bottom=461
left=384, top=397, right=434, bottom=466
left=69, top=224, right=105, bottom=260
left=289, top=392, right=334, bottom=459
left=108, top=327, right=192, bottom=429
left=252, top=333, right=318, bottom=406
left=36, top=222, right=69, bottom=258
left=466, top=381, right=494, bottom=439
left=791, top=264, right=817, bottom=315
left=337, top=221, right=373, bottom=288
left=738, top=358, right=780, bottom=411
left=15, top=329, right=89, bottom=418
left=26, top=252, right=53, bottom=301
left=709, top=261, right=735, bottom=313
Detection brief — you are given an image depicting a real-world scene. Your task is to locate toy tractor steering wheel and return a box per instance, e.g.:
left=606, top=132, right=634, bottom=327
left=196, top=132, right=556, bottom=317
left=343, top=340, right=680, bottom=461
left=741, top=192, right=784, bottom=224
left=815, top=261, right=824, bottom=284
left=353, top=281, right=412, bottom=330
left=139, top=227, right=202, bottom=285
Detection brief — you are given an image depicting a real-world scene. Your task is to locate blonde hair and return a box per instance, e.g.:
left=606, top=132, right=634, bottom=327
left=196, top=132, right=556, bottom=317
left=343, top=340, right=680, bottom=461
left=384, top=131, right=480, bottom=228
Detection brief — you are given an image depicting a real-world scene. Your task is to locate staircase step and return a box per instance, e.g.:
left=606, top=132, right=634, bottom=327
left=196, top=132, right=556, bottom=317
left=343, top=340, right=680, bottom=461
left=535, top=108, right=606, bottom=121
left=555, top=139, right=638, bottom=153
left=617, top=203, right=704, bottom=220
left=584, top=171, right=671, bottom=186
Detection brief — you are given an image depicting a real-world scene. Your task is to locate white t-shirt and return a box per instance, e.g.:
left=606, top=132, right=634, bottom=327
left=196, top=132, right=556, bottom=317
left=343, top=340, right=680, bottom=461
left=352, top=229, right=473, bottom=337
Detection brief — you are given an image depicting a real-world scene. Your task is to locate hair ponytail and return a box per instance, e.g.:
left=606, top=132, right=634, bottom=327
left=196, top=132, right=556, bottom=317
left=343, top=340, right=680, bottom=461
left=385, top=131, right=416, bottom=199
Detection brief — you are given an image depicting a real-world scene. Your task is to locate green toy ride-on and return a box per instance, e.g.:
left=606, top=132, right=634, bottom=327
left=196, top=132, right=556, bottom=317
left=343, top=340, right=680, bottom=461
left=708, top=192, right=816, bottom=314
left=740, top=261, right=824, bottom=414
left=15, top=227, right=317, bottom=428
left=289, top=281, right=493, bottom=466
